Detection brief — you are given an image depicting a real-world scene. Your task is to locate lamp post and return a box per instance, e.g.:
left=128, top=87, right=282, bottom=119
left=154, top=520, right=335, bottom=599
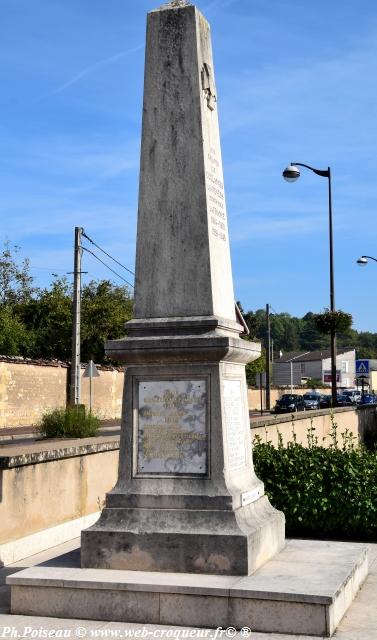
left=357, top=255, right=377, bottom=266
left=282, top=162, right=337, bottom=407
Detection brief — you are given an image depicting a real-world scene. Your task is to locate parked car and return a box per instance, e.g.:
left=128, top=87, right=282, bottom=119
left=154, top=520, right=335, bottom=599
left=319, top=394, right=332, bottom=408
left=274, top=394, right=306, bottom=413
left=359, top=394, right=377, bottom=405
left=303, top=393, right=321, bottom=410
left=336, top=394, right=354, bottom=406
left=342, top=390, right=362, bottom=405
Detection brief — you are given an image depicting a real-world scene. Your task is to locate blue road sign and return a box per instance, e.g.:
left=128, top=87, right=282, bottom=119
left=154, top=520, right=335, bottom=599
left=356, top=359, right=369, bottom=375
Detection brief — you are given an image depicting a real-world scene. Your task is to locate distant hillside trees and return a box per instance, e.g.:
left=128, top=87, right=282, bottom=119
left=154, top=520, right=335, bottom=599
left=242, top=307, right=366, bottom=356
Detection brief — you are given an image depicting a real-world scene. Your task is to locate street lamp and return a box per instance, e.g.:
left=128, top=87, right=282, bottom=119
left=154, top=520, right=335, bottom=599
left=282, top=162, right=337, bottom=407
left=357, top=255, right=377, bottom=266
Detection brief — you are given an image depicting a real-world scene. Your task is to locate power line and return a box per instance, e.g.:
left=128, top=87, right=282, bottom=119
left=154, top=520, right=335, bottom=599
left=270, top=305, right=280, bottom=316
left=81, top=247, right=134, bottom=288
left=81, top=230, right=135, bottom=276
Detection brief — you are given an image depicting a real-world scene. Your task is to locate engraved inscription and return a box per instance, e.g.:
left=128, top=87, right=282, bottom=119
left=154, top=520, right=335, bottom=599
left=206, top=146, right=227, bottom=242
left=137, top=380, right=207, bottom=475
left=223, top=379, right=247, bottom=471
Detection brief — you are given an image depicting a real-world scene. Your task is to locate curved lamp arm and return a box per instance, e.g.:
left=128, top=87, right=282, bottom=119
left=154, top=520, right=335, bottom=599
left=291, top=162, right=329, bottom=178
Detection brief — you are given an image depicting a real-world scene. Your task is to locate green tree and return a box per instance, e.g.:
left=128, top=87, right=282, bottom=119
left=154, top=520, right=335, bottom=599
left=5, top=271, right=133, bottom=363
left=81, top=280, right=133, bottom=362
left=19, top=277, right=73, bottom=360
left=0, top=306, right=34, bottom=356
left=300, top=312, right=327, bottom=351
left=0, top=241, right=35, bottom=304
left=245, top=349, right=266, bottom=386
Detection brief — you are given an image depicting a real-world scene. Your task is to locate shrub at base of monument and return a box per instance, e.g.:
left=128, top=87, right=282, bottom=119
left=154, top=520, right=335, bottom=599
left=253, top=424, right=377, bottom=541
left=38, top=406, right=100, bottom=439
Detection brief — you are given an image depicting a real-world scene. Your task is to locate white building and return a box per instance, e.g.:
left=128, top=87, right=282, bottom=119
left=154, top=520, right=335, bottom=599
left=273, top=348, right=356, bottom=388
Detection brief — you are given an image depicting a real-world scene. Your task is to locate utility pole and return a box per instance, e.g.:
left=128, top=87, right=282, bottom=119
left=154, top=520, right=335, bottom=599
left=266, top=303, right=271, bottom=411
left=327, top=167, right=338, bottom=408
left=70, top=227, right=83, bottom=406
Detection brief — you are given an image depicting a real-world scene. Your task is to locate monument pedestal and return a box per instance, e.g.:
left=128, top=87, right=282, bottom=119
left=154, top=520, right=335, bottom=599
left=81, top=317, right=284, bottom=575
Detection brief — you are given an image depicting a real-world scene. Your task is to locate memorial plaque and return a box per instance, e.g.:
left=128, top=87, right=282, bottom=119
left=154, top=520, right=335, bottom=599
left=224, top=379, right=247, bottom=471
left=137, top=379, right=207, bottom=475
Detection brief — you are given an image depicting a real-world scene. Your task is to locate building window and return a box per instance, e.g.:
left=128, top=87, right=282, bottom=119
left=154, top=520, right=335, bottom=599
left=341, top=361, right=349, bottom=373
left=300, top=363, right=305, bottom=374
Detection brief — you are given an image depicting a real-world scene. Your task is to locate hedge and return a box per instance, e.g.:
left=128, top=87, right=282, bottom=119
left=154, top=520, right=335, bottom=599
left=253, top=422, right=377, bottom=540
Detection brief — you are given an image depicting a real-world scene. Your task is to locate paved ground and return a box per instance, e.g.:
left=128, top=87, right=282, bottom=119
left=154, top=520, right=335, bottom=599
left=1, top=539, right=376, bottom=639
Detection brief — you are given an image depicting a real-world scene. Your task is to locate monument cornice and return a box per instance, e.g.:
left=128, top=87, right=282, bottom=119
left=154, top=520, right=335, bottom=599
left=106, top=334, right=260, bottom=365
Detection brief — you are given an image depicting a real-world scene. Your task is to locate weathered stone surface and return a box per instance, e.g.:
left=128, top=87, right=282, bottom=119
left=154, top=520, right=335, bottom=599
left=7, top=540, right=369, bottom=635
left=82, top=1, right=283, bottom=575
left=133, top=3, right=235, bottom=321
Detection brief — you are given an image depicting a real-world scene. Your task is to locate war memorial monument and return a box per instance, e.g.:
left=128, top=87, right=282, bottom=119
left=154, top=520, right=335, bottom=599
left=8, top=1, right=369, bottom=634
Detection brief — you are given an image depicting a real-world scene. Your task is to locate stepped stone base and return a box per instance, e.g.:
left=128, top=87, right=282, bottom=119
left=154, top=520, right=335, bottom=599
left=7, top=539, right=368, bottom=637
left=80, top=495, right=284, bottom=576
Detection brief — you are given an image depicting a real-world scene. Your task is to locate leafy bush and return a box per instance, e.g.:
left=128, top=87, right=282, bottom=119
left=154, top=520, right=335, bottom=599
left=38, top=406, right=100, bottom=439
left=253, top=423, right=377, bottom=540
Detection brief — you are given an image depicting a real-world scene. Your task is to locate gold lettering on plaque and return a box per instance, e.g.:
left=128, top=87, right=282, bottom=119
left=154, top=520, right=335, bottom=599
left=137, top=380, right=207, bottom=474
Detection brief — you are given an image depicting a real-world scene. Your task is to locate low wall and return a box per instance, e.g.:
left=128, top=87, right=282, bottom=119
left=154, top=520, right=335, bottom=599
left=0, top=436, right=119, bottom=564
left=250, top=406, right=374, bottom=447
left=0, top=357, right=124, bottom=428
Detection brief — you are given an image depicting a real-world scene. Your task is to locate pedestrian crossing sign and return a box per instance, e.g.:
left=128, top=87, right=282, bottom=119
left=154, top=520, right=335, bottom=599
left=356, top=359, right=369, bottom=375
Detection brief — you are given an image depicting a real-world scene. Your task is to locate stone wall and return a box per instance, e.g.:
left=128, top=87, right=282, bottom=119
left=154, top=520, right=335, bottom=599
left=0, top=436, right=119, bottom=564
left=81, top=368, right=124, bottom=420
left=0, top=357, right=124, bottom=428
left=250, top=406, right=360, bottom=447
left=0, top=360, right=68, bottom=428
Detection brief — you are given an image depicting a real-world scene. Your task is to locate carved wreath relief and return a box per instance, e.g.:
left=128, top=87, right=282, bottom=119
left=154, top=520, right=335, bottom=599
left=202, top=62, right=217, bottom=110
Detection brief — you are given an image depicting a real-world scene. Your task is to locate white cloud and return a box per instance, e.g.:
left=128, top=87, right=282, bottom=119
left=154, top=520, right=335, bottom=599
left=51, top=45, right=144, bottom=96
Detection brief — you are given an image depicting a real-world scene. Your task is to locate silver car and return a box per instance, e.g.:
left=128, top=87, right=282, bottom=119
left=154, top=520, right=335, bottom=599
left=303, top=393, right=321, bottom=410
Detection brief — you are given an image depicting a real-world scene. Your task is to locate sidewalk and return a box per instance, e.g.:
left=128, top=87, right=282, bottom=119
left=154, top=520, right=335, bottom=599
left=1, top=539, right=377, bottom=639
left=0, top=420, right=121, bottom=444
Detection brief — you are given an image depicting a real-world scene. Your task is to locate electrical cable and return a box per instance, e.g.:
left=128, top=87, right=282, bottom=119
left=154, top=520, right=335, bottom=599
left=81, top=247, right=134, bottom=288
left=81, top=230, right=135, bottom=276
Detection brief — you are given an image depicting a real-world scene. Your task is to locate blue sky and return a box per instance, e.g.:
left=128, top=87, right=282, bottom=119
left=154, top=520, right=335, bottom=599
left=1, top=0, right=377, bottom=331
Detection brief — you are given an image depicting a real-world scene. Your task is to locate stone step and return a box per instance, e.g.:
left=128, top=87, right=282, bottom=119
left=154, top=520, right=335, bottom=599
left=7, top=539, right=368, bottom=636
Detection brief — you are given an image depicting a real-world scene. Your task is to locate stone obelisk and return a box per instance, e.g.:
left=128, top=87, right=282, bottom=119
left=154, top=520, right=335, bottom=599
left=81, top=0, right=284, bottom=575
